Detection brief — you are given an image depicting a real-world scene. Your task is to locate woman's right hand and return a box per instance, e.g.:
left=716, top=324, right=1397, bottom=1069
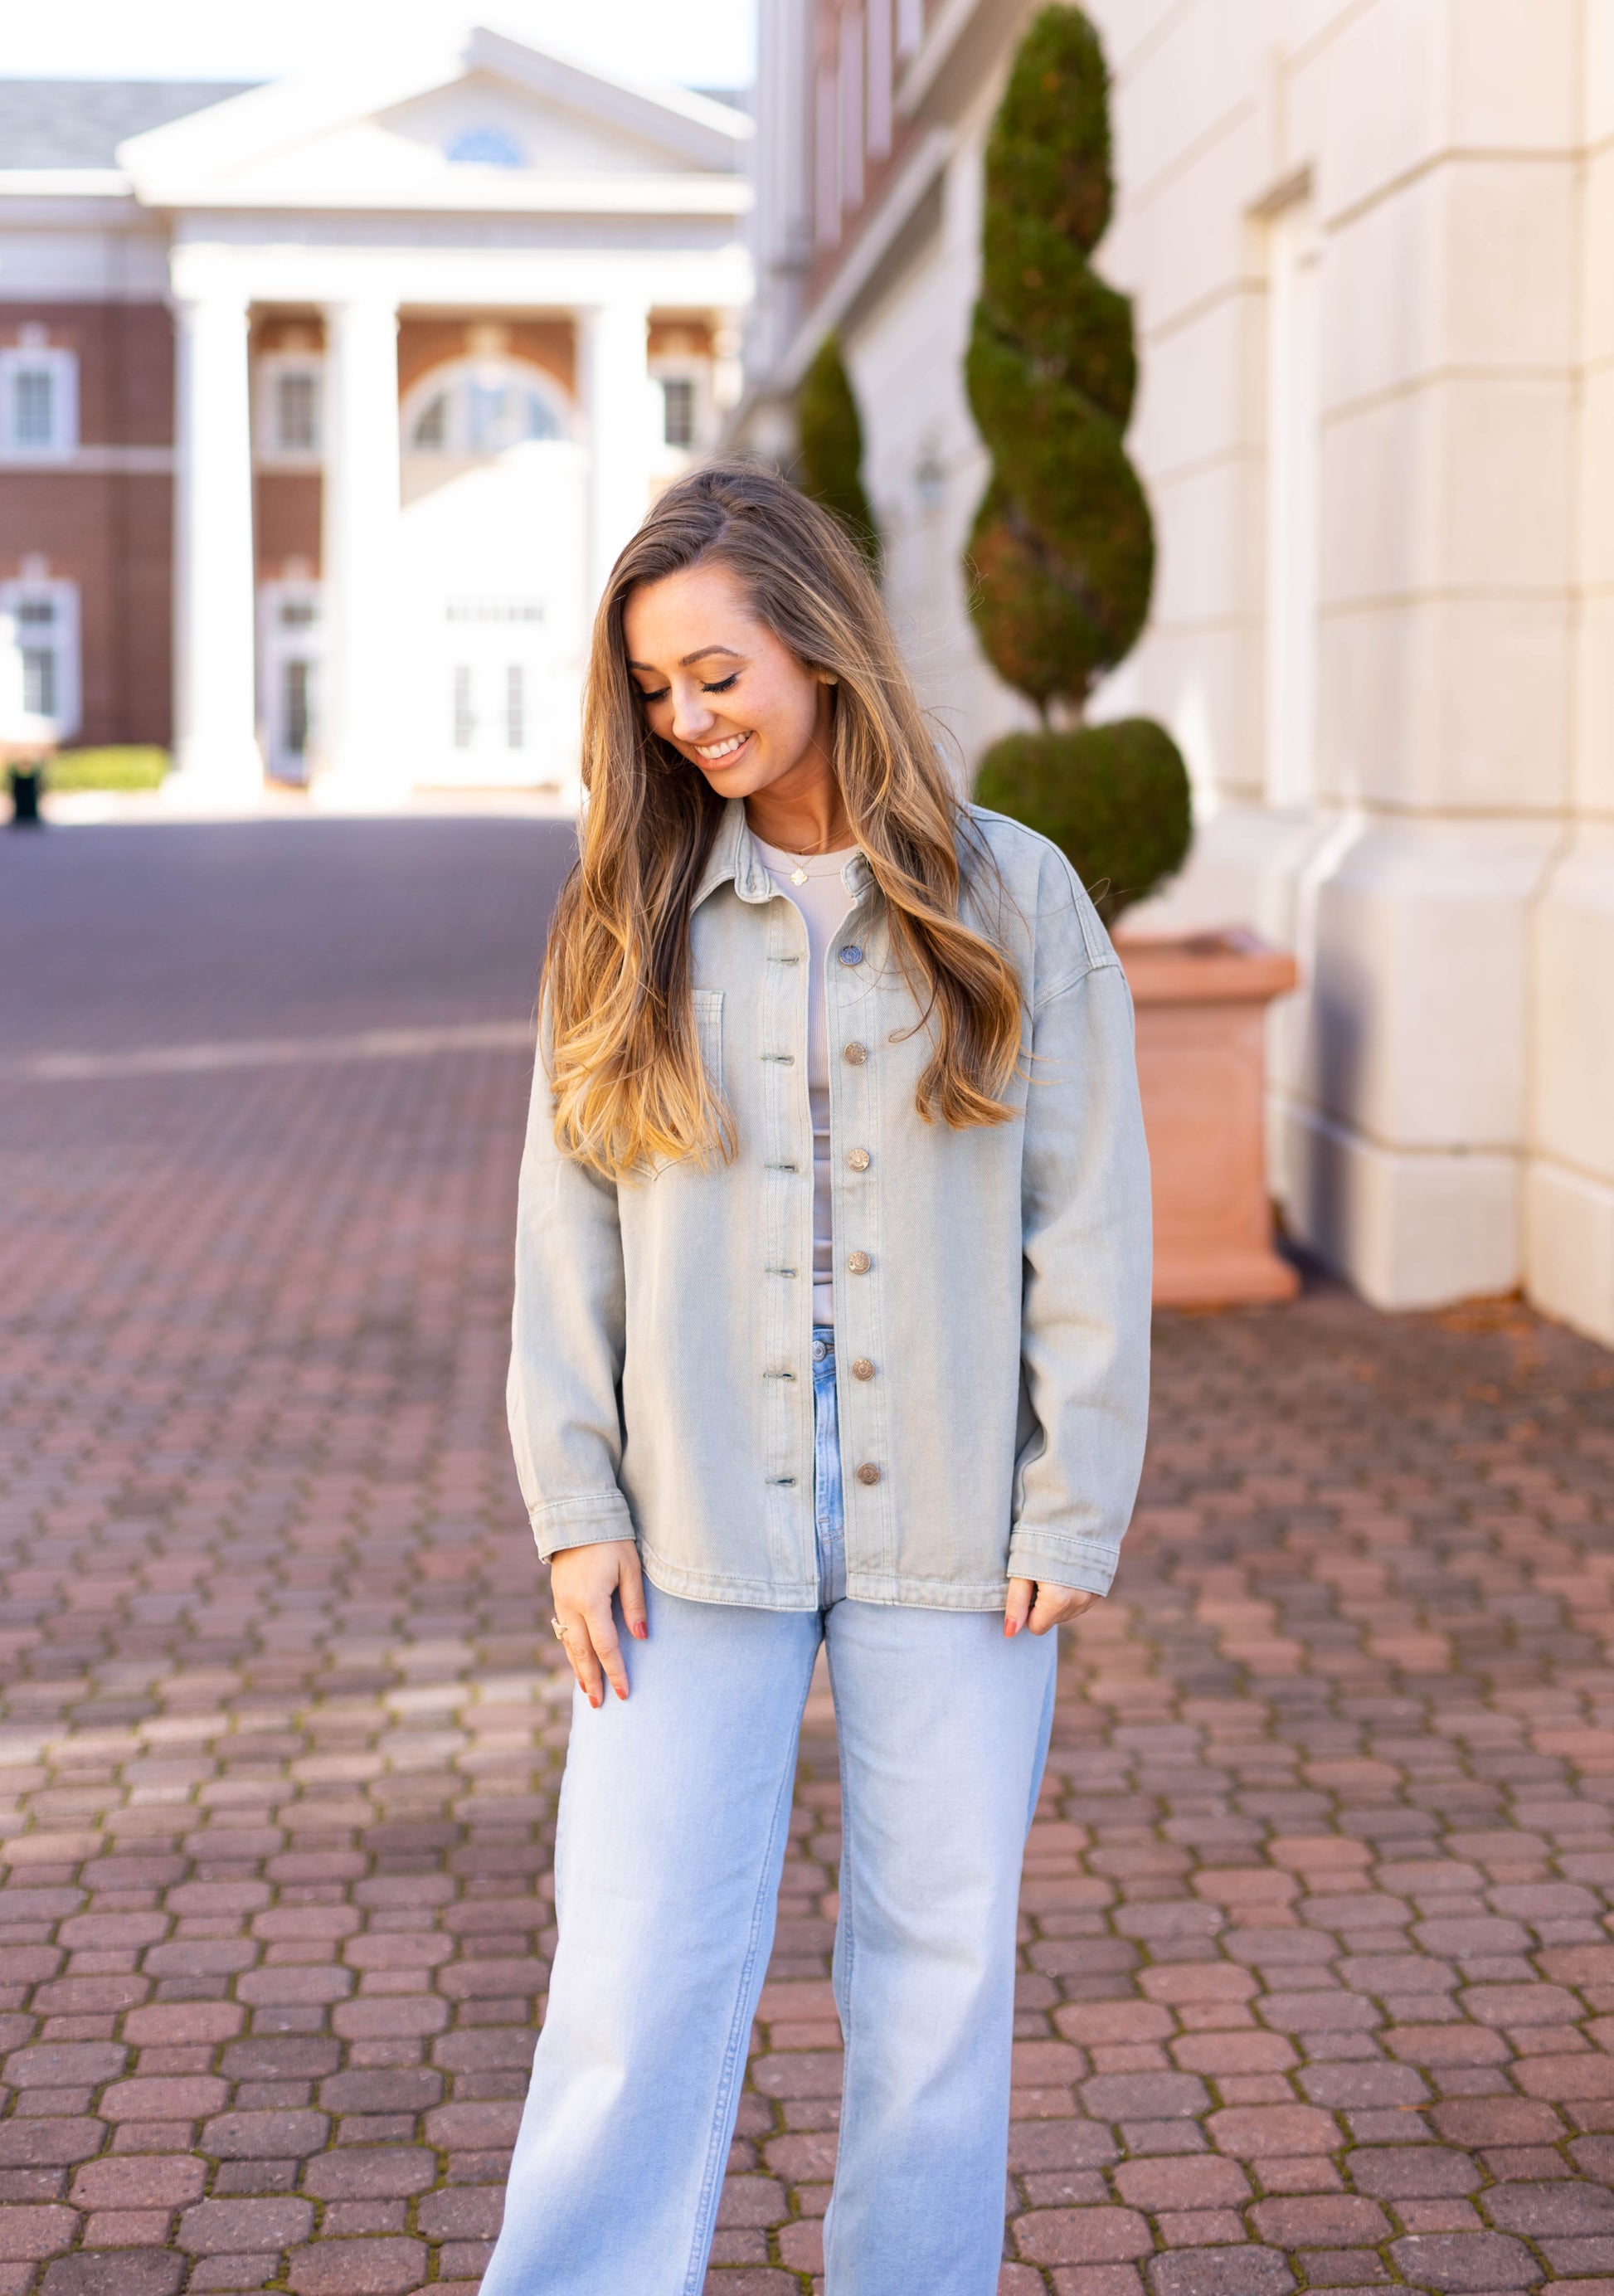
left=549, top=1540, right=647, bottom=1707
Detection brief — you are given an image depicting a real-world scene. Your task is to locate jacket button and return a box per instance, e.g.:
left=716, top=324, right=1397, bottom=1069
left=839, top=944, right=864, bottom=966
left=855, top=1462, right=881, bottom=1486
left=848, top=1147, right=870, bottom=1171
left=846, top=1249, right=871, bottom=1275
left=843, top=1040, right=868, bottom=1065
left=852, top=1356, right=875, bottom=1380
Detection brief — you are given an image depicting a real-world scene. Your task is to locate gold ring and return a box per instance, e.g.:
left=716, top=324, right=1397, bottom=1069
left=550, top=1615, right=569, bottom=1642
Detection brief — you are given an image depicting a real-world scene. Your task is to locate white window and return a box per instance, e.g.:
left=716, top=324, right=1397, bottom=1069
left=403, top=358, right=568, bottom=457
left=867, top=0, right=893, bottom=160
left=815, top=66, right=840, bottom=247
left=0, top=576, right=81, bottom=742
left=453, top=664, right=475, bottom=749
left=256, top=354, right=323, bottom=463
left=446, top=125, right=527, bottom=167
left=650, top=362, right=712, bottom=466
left=0, top=346, right=78, bottom=460
left=839, top=8, right=865, bottom=212
left=1265, top=197, right=1321, bottom=810
left=660, top=376, right=697, bottom=449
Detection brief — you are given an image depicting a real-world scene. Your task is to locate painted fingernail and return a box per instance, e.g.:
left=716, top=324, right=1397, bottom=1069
left=633, top=1622, right=647, bottom=1640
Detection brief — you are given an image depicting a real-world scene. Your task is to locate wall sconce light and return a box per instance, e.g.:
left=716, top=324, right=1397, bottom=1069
left=914, top=450, right=946, bottom=514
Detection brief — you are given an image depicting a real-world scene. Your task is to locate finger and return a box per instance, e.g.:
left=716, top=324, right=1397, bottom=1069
left=1028, top=1582, right=1074, bottom=1633
left=586, top=1603, right=630, bottom=1704
left=563, top=1611, right=605, bottom=1708
left=1029, top=1585, right=1097, bottom=1634
left=1004, top=1578, right=1033, bottom=1637
left=619, top=1548, right=648, bottom=1642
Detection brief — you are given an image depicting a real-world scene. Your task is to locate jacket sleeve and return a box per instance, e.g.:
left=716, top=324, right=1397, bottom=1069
left=1008, top=953, right=1153, bottom=1595
left=506, top=1025, right=636, bottom=1560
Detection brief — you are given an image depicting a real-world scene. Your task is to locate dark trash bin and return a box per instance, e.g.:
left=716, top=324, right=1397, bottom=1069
left=7, top=764, right=43, bottom=828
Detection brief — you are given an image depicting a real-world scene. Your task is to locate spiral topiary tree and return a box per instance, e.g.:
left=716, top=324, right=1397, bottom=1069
left=795, top=332, right=881, bottom=568
left=965, top=4, right=1189, bottom=924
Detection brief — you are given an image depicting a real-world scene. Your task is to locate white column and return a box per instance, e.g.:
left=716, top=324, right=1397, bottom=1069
left=313, top=292, right=406, bottom=809
left=169, top=287, right=262, bottom=804
left=579, top=299, right=655, bottom=602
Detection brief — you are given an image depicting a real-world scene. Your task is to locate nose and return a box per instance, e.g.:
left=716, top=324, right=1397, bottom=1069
left=669, top=680, right=717, bottom=743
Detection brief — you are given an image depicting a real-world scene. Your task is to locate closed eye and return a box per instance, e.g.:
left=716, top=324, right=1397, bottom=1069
left=634, top=671, right=740, bottom=704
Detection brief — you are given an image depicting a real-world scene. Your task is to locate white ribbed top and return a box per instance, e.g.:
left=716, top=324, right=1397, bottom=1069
left=752, top=837, right=857, bottom=1328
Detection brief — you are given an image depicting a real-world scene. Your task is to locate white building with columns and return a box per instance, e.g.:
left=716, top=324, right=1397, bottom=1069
left=740, top=0, right=1614, bottom=1350
left=0, top=29, right=751, bottom=806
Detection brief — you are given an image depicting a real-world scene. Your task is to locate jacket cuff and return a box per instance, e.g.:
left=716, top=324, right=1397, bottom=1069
left=527, top=1489, right=635, bottom=1563
left=1005, top=1531, right=1117, bottom=1598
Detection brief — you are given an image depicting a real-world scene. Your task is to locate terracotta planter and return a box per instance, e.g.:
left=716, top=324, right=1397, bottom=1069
left=1116, top=929, right=1299, bottom=1308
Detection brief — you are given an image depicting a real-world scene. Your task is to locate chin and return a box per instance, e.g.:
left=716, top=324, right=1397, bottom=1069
left=699, top=753, right=768, bottom=796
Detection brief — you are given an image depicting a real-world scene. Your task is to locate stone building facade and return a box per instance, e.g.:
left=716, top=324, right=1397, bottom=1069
left=740, top=0, right=1614, bottom=1349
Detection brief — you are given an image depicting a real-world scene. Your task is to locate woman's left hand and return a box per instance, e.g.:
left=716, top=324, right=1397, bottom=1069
left=1005, top=1579, right=1100, bottom=1636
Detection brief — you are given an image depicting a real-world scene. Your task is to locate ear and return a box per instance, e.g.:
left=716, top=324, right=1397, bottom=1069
left=819, top=673, right=839, bottom=687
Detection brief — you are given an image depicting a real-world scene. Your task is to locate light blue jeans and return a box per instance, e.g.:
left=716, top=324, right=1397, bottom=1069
left=482, top=1330, right=1058, bottom=2295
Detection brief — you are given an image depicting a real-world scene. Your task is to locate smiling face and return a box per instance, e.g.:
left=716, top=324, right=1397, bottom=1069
left=622, top=559, right=838, bottom=814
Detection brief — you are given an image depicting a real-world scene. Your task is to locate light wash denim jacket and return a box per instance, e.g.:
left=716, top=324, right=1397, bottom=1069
left=508, top=800, right=1152, bottom=1610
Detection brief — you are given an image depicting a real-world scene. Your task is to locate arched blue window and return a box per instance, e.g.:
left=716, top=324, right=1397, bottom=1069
left=445, top=126, right=527, bottom=168
left=405, top=359, right=568, bottom=455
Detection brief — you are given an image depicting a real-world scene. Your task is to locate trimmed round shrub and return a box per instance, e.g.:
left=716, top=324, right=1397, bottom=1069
left=975, top=722, right=1190, bottom=925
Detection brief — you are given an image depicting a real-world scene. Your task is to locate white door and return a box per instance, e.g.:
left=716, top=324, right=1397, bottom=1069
left=399, top=440, right=588, bottom=795
left=257, top=581, right=324, bottom=783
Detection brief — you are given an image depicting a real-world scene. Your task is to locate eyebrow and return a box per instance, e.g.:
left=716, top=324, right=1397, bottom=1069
left=626, top=645, right=746, bottom=673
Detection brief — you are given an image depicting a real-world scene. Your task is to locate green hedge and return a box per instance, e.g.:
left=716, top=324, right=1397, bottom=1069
left=44, top=747, right=170, bottom=791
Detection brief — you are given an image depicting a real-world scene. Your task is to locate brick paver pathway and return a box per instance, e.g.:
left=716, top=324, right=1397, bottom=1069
left=3, top=821, right=1614, bottom=2296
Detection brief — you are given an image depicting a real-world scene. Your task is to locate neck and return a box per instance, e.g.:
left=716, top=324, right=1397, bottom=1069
left=745, top=794, right=855, bottom=854
left=741, top=681, right=853, bottom=854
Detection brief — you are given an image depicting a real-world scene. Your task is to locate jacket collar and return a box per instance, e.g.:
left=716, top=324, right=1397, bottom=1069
left=692, top=798, right=875, bottom=912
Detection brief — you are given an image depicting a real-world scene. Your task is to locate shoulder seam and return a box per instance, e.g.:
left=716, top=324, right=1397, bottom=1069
left=1031, top=955, right=1118, bottom=1015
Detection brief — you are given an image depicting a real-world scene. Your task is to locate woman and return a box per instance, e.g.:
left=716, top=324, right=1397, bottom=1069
left=485, top=462, right=1151, bottom=2295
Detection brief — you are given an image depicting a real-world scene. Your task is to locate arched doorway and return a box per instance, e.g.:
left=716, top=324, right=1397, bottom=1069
left=399, top=353, right=587, bottom=795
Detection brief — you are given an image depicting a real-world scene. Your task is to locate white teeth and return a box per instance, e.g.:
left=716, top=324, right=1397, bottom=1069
left=697, top=732, right=751, bottom=761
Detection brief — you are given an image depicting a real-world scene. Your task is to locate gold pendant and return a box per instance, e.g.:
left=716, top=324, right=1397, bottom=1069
left=790, top=867, right=808, bottom=886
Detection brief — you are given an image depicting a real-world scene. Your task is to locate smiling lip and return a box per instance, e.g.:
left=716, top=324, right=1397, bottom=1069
left=693, top=731, right=753, bottom=764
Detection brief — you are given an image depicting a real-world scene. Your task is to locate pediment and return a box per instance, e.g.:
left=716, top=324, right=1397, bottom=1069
left=116, top=26, right=749, bottom=211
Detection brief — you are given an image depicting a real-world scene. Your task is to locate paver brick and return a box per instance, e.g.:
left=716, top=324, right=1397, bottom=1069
left=4, top=820, right=1614, bottom=2295
left=1349, top=2146, right=1481, bottom=2197
left=0, top=2207, right=75, bottom=2260
left=39, top=2256, right=185, bottom=2295
left=1388, top=2230, right=1537, bottom=2288
left=1015, top=2206, right=1153, bottom=2264
left=1147, top=2248, right=1294, bottom=2295
left=1248, top=2195, right=1390, bottom=2245
left=177, top=2194, right=315, bottom=2251
left=70, top=2155, right=206, bottom=2206
left=284, top=2237, right=427, bottom=2294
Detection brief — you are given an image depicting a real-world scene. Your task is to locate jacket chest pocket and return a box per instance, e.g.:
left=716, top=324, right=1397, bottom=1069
left=693, top=990, right=723, bottom=1088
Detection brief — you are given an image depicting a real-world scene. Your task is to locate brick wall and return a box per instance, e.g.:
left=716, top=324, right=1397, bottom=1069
left=0, top=299, right=175, bottom=747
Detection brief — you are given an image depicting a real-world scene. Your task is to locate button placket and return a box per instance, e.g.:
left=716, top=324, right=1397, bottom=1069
left=829, top=897, right=887, bottom=1587
left=761, top=889, right=813, bottom=1578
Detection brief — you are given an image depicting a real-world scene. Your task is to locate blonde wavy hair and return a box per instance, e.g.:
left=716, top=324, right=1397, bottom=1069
left=545, top=461, right=1023, bottom=1177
